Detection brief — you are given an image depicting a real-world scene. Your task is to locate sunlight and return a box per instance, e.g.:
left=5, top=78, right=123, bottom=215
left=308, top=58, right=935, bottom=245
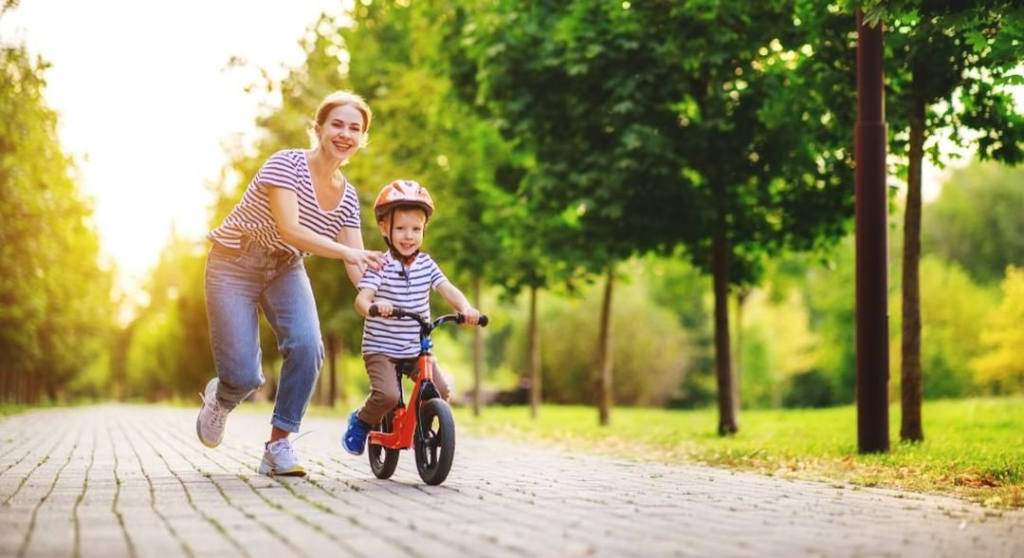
left=0, top=0, right=344, bottom=298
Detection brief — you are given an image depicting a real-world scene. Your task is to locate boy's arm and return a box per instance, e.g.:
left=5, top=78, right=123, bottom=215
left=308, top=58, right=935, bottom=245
left=436, top=281, right=480, bottom=325
left=355, top=288, right=376, bottom=318
left=356, top=287, right=395, bottom=318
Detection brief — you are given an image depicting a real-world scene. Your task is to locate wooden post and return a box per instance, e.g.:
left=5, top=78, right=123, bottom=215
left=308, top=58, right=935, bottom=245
left=855, top=9, right=891, bottom=453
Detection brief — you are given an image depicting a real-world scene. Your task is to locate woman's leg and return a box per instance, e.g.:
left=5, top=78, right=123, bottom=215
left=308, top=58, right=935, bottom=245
left=260, top=261, right=324, bottom=436
left=205, top=249, right=266, bottom=408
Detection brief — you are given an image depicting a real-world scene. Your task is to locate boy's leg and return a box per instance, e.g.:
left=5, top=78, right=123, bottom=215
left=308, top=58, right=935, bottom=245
left=259, top=261, right=323, bottom=435
left=358, top=354, right=401, bottom=425
left=430, top=357, right=452, bottom=401
left=343, top=353, right=397, bottom=455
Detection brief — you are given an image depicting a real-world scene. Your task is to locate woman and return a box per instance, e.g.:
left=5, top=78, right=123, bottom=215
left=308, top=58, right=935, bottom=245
left=198, top=90, right=384, bottom=477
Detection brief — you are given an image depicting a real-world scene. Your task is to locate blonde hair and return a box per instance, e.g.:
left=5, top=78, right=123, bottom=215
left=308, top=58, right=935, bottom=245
left=309, top=90, right=372, bottom=149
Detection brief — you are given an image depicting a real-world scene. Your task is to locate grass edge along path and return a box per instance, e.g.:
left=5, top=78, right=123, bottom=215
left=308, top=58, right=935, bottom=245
left=452, top=397, right=1024, bottom=510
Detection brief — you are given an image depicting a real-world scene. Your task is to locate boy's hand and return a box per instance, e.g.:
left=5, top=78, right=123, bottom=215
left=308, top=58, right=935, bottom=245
left=460, top=307, right=481, bottom=325
left=375, top=301, right=395, bottom=318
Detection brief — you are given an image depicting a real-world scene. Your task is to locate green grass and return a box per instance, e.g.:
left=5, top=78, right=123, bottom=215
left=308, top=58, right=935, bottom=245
left=452, top=397, right=1024, bottom=509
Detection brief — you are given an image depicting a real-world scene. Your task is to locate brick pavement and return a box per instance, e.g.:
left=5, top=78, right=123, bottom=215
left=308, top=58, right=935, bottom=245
left=1, top=404, right=1021, bottom=557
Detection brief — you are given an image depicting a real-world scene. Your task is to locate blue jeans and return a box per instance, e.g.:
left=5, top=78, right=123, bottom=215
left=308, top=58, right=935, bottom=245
left=205, top=239, right=325, bottom=433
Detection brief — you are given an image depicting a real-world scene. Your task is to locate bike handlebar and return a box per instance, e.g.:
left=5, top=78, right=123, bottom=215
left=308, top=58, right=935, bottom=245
left=368, top=305, right=489, bottom=330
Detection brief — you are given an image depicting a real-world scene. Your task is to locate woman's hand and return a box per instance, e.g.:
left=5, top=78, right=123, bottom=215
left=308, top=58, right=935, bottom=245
left=342, top=247, right=384, bottom=272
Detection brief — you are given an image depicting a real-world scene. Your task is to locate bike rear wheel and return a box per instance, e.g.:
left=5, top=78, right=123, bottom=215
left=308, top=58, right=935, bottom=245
left=414, top=399, right=456, bottom=485
left=368, top=412, right=400, bottom=479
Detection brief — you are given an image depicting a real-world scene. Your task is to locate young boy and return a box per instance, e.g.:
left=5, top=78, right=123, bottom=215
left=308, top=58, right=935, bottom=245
left=343, top=180, right=480, bottom=455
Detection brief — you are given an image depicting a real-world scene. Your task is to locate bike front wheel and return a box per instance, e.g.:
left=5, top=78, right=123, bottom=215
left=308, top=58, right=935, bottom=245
left=369, top=411, right=400, bottom=479
left=414, top=399, right=456, bottom=485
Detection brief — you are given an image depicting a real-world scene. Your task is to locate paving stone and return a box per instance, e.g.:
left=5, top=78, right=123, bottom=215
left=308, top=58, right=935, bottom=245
left=0, top=404, right=1021, bottom=558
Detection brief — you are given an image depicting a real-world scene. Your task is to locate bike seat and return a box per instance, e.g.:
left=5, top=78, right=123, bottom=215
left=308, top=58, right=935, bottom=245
left=391, top=358, right=418, bottom=378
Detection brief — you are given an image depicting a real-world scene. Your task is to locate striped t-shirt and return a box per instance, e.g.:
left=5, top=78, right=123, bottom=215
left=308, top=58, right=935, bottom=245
left=207, top=149, right=361, bottom=257
left=358, top=252, right=449, bottom=357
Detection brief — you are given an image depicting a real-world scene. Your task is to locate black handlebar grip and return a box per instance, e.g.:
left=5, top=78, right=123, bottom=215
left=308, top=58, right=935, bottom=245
left=456, top=314, right=489, bottom=327
left=368, top=304, right=380, bottom=317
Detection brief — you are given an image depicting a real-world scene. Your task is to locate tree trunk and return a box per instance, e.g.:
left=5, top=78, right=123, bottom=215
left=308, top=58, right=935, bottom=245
left=713, top=226, right=738, bottom=435
left=733, top=288, right=749, bottom=415
left=901, top=88, right=926, bottom=443
left=472, top=274, right=484, bottom=417
left=528, top=285, right=542, bottom=419
left=597, top=266, right=615, bottom=426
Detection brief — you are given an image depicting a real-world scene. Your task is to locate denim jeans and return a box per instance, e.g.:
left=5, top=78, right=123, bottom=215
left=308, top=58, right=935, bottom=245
left=205, top=239, right=325, bottom=433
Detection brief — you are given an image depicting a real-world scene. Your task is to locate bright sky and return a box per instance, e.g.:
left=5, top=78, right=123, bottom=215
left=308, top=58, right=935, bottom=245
left=0, top=0, right=344, bottom=298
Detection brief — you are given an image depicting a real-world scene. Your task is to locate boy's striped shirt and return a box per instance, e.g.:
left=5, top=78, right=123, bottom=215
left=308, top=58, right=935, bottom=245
left=358, top=252, right=449, bottom=357
left=207, top=149, right=361, bottom=257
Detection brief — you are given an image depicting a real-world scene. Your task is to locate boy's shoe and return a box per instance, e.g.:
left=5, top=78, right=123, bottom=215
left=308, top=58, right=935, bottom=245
left=258, top=437, right=307, bottom=477
left=197, top=378, right=230, bottom=448
left=342, top=410, right=371, bottom=456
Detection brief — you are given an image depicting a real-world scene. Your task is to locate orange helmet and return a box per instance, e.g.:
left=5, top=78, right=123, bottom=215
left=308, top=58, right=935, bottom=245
left=373, top=180, right=434, bottom=222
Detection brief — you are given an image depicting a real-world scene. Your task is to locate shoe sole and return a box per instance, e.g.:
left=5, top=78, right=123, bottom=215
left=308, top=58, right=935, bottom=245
left=258, top=457, right=307, bottom=477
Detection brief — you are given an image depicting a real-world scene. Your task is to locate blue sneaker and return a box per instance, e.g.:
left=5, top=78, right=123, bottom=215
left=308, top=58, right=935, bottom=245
left=343, top=410, right=371, bottom=456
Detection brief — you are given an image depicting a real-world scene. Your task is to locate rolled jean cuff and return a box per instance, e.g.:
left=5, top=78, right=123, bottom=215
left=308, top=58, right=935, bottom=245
left=271, top=413, right=301, bottom=433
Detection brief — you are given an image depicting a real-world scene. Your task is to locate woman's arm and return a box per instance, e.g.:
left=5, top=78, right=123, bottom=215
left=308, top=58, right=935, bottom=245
left=337, top=226, right=367, bottom=286
left=268, top=187, right=382, bottom=273
left=437, top=281, right=480, bottom=325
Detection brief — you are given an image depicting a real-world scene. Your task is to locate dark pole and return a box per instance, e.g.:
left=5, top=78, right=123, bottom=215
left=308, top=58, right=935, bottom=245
left=855, top=10, right=890, bottom=453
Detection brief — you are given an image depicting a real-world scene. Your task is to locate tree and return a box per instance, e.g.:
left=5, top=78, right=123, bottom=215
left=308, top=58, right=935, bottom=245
left=0, top=31, right=113, bottom=403
left=464, top=0, right=855, bottom=432
left=877, top=1, right=1022, bottom=442
left=923, top=160, right=1024, bottom=284
left=971, top=266, right=1024, bottom=394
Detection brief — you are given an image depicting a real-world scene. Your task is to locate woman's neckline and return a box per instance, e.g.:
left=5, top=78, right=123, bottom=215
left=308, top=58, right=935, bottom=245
left=303, top=149, right=346, bottom=213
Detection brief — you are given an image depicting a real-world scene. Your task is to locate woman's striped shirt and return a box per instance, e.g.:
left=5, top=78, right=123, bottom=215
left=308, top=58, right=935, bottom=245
left=207, top=149, right=361, bottom=257
left=358, top=252, right=449, bottom=358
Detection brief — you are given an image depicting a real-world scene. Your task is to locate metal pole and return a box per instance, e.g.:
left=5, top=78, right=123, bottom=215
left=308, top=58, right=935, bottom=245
left=855, top=9, right=890, bottom=453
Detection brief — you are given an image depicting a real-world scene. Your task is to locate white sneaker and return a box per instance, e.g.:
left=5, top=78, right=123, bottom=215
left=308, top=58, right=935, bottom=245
left=258, top=437, right=307, bottom=477
left=196, top=378, right=230, bottom=448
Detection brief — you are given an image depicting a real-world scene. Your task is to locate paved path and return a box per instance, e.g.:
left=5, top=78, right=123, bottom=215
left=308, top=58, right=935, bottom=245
left=0, top=405, right=1021, bottom=557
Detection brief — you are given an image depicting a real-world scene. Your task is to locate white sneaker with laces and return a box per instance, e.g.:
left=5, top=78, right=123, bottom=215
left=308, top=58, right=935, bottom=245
left=258, top=435, right=308, bottom=477
left=196, top=378, right=230, bottom=448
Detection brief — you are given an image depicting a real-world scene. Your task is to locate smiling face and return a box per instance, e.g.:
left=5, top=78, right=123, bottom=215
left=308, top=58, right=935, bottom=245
left=314, top=104, right=366, bottom=161
left=380, top=207, right=427, bottom=258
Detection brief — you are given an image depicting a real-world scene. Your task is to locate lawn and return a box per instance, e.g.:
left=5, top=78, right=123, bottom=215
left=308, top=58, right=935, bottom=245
left=452, top=397, right=1024, bottom=509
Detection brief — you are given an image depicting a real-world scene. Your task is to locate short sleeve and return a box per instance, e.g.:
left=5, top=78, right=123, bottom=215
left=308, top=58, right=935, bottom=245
left=255, top=151, right=301, bottom=191
left=358, top=266, right=383, bottom=292
left=340, top=185, right=361, bottom=228
left=428, top=258, right=449, bottom=290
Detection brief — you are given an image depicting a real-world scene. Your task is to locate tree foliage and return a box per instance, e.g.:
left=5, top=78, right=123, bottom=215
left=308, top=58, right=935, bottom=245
left=972, top=266, right=1024, bottom=394
left=924, top=161, right=1024, bottom=284
left=0, top=40, right=113, bottom=402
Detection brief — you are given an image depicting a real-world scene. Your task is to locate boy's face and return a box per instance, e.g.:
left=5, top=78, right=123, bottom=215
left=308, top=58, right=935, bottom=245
left=380, top=207, right=427, bottom=257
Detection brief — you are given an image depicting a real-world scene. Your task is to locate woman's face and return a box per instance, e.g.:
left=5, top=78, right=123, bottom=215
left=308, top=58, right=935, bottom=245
left=316, top=104, right=366, bottom=161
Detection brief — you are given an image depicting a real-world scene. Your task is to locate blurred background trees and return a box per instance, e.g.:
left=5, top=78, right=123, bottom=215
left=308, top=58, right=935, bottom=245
left=0, top=38, right=113, bottom=404
left=1, top=1, right=1020, bottom=423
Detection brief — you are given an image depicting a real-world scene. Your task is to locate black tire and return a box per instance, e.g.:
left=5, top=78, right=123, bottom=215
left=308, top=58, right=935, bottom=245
left=368, top=412, right=400, bottom=479
left=414, top=399, right=456, bottom=485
